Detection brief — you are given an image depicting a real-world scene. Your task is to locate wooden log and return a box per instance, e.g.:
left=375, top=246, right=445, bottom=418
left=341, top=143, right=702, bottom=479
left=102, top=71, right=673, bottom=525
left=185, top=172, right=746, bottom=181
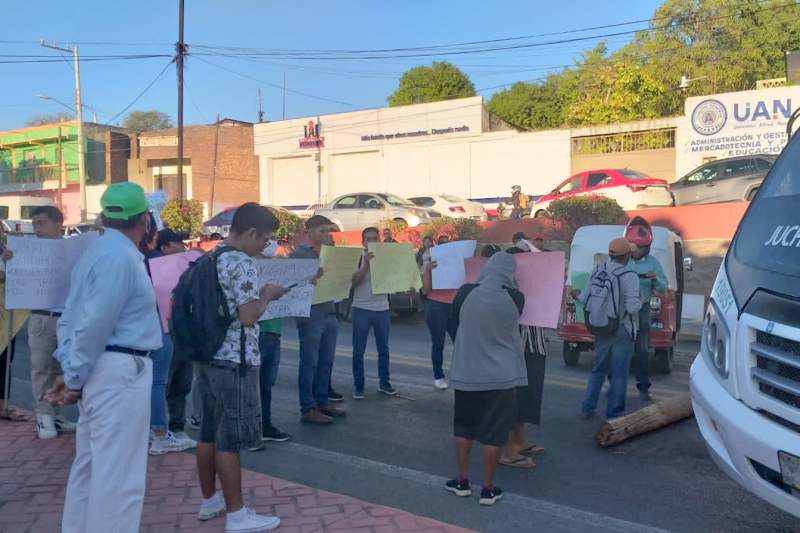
left=596, top=394, right=694, bottom=447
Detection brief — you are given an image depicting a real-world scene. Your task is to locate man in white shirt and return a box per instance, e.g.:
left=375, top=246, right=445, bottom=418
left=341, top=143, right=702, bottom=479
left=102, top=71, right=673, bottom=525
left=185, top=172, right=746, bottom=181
left=47, top=182, right=163, bottom=533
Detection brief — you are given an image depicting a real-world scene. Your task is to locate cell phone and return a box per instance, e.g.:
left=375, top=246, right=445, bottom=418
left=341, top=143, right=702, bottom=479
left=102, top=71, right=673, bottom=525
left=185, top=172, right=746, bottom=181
left=286, top=282, right=299, bottom=289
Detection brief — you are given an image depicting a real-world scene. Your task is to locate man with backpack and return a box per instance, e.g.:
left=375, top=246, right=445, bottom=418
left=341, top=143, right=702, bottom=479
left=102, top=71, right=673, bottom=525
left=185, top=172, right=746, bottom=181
left=572, top=237, right=641, bottom=420
left=172, top=203, right=287, bottom=532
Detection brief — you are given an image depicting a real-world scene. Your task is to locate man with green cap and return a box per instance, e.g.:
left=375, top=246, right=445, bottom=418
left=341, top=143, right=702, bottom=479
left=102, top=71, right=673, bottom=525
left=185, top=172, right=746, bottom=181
left=46, top=182, right=162, bottom=533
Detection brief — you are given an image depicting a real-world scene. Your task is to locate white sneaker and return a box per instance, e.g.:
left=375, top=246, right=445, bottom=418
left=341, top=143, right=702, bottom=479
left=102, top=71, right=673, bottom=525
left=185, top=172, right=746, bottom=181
left=54, top=416, right=76, bottom=433
left=225, top=507, right=280, bottom=532
left=149, top=431, right=186, bottom=455
left=434, top=378, right=449, bottom=390
left=172, top=431, right=197, bottom=450
left=198, top=492, right=226, bottom=521
left=35, top=414, right=58, bottom=440
left=149, top=429, right=155, bottom=444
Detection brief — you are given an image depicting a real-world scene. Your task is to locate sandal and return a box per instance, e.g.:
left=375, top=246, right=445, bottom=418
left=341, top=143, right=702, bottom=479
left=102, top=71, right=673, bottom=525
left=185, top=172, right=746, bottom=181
left=519, top=444, right=546, bottom=456
left=499, top=456, right=536, bottom=469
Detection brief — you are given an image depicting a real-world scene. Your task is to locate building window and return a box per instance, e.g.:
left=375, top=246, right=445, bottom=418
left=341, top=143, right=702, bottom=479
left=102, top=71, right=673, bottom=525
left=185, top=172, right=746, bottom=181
left=572, top=128, right=675, bottom=155
left=23, top=151, right=37, bottom=167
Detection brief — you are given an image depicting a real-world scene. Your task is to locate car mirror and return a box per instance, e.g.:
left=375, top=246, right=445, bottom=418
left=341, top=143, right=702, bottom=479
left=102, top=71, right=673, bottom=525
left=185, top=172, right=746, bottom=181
left=683, top=257, right=694, bottom=272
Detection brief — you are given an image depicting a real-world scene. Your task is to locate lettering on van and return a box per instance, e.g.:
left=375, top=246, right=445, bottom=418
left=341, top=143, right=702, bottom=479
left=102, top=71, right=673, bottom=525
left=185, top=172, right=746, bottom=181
left=713, top=277, right=735, bottom=315
left=764, top=225, right=800, bottom=247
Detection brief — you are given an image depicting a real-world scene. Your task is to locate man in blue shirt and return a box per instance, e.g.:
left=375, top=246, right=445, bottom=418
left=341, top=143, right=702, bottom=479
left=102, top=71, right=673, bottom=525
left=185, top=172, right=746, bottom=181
left=47, top=182, right=162, bottom=533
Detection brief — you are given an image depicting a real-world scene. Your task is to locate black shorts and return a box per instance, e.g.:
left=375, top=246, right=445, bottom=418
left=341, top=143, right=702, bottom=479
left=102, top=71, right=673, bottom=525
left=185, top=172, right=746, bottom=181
left=198, top=361, right=261, bottom=453
left=454, top=389, right=517, bottom=447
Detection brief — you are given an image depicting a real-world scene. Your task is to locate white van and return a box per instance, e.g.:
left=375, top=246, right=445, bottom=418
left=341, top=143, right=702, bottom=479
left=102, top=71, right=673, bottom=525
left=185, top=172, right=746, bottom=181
left=690, top=124, right=800, bottom=517
left=0, top=196, right=56, bottom=234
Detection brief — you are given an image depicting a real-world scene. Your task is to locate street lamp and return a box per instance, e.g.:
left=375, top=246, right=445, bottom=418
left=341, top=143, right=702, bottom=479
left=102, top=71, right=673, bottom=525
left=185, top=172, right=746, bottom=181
left=36, top=94, right=98, bottom=123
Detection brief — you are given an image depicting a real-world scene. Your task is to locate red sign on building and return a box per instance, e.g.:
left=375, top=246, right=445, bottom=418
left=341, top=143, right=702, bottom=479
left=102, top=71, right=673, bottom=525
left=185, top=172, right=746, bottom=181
left=299, top=119, right=324, bottom=149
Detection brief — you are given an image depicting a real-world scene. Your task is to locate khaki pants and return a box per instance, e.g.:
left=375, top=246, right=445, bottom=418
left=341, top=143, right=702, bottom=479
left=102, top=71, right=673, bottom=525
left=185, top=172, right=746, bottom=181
left=27, top=314, right=62, bottom=416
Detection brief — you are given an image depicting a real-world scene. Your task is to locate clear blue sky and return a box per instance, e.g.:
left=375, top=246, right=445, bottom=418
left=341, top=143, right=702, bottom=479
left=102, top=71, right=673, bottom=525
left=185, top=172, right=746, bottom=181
left=1, top=0, right=663, bottom=130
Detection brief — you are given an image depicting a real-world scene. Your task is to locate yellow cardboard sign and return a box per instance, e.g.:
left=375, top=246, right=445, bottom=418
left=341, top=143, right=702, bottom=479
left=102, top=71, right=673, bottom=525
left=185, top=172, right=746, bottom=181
left=368, top=243, right=421, bottom=295
left=312, top=246, right=362, bottom=305
left=0, top=285, right=29, bottom=353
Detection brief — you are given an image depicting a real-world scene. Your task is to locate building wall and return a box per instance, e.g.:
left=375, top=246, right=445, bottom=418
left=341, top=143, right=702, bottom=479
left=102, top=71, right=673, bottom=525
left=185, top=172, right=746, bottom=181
left=571, top=148, right=676, bottom=181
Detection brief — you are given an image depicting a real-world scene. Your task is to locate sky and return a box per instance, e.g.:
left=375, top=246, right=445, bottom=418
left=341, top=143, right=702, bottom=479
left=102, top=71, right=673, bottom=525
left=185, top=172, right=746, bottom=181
left=1, top=0, right=663, bottom=131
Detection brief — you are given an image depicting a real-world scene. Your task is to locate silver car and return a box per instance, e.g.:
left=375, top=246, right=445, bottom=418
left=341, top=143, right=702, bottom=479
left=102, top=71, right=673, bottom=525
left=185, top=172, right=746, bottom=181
left=671, top=155, right=776, bottom=205
left=315, top=193, right=437, bottom=232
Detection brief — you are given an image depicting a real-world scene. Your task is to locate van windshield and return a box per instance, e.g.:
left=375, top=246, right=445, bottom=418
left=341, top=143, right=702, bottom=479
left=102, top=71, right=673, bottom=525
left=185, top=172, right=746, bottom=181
left=731, top=132, right=800, bottom=291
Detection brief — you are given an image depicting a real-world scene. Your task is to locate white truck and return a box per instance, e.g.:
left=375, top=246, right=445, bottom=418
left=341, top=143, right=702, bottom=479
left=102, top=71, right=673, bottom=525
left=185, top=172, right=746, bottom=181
left=690, top=118, right=800, bottom=518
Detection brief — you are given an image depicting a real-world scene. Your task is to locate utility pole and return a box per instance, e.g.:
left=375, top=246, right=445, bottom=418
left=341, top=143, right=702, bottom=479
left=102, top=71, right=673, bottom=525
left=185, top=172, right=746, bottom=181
left=257, top=89, right=265, bottom=123
left=316, top=116, right=322, bottom=205
left=57, top=126, right=64, bottom=213
left=41, top=40, right=87, bottom=221
left=282, top=73, right=286, bottom=120
left=209, top=113, right=220, bottom=216
left=176, top=0, right=187, bottom=202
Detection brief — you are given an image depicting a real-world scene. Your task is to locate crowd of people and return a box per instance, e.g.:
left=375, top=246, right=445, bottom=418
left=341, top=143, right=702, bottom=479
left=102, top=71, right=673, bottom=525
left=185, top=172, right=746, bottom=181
left=0, top=182, right=668, bottom=532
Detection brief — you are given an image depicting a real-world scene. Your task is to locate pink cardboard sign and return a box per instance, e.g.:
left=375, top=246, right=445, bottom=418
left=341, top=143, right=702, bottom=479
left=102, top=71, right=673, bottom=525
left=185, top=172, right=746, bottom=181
left=148, top=250, right=202, bottom=332
left=464, top=257, right=489, bottom=284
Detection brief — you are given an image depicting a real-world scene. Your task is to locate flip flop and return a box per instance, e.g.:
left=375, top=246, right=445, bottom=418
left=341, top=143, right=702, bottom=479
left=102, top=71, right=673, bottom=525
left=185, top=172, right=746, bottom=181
left=519, top=445, right=546, bottom=456
left=499, top=457, right=536, bottom=469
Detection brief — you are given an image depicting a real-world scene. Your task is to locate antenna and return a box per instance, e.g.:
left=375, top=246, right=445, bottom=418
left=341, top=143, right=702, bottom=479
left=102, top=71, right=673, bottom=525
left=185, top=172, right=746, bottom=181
left=257, top=88, right=264, bottom=123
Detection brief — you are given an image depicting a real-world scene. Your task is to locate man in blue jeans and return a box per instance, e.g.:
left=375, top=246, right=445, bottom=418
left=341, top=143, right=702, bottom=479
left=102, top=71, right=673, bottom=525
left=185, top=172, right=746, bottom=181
left=574, top=238, right=641, bottom=420
left=291, top=215, right=346, bottom=424
left=350, top=227, right=396, bottom=399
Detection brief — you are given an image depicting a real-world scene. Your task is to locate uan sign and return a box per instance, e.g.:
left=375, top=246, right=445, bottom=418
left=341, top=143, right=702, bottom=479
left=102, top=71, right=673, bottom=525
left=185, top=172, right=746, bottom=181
left=299, top=119, right=324, bottom=149
left=678, top=86, right=800, bottom=175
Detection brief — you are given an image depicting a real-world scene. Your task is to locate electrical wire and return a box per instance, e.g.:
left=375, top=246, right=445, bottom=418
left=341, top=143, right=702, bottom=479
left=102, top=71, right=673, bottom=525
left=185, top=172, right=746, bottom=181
left=106, top=59, right=175, bottom=125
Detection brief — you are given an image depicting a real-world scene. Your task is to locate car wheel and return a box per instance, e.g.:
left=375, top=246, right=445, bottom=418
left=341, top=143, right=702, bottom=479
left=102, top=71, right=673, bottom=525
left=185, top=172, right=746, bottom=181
left=563, top=342, right=581, bottom=366
left=746, top=188, right=759, bottom=202
left=534, top=210, right=549, bottom=218
left=654, top=348, right=674, bottom=374
left=393, top=218, right=408, bottom=229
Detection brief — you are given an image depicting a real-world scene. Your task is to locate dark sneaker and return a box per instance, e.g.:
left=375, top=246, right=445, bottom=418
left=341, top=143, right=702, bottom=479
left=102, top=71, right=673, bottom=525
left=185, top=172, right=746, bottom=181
left=445, top=479, right=472, bottom=497
left=328, top=389, right=344, bottom=403
left=378, top=383, right=397, bottom=396
left=353, top=388, right=365, bottom=400
left=479, top=487, right=504, bottom=506
left=188, top=414, right=201, bottom=430
left=319, top=406, right=347, bottom=418
left=301, top=409, right=333, bottom=425
left=262, top=426, right=291, bottom=442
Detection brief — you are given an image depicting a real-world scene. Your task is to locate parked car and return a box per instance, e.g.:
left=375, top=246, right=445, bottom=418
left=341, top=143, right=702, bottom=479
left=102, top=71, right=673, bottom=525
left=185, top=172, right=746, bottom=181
left=201, top=205, right=291, bottom=240
left=531, top=169, right=674, bottom=216
left=1, top=219, right=34, bottom=235
left=65, top=223, right=99, bottom=237
left=408, top=194, right=487, bottom=221
left=314, top=193, right=436, bottom=232
left=671, top=155, right=776, bottom=205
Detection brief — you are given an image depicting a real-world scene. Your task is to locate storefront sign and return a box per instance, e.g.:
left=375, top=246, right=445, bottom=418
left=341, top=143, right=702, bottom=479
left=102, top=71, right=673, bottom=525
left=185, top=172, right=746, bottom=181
left=360, top=125, right=470, bottom=142
left=299, top=119, right=324, bottom=149
left=140, top=136, right=178, bottom=147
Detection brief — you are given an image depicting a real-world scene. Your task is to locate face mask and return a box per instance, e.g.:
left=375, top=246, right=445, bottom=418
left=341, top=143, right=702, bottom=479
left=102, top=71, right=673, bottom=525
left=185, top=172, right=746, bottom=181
left=262, top=241, right=278, bottom=258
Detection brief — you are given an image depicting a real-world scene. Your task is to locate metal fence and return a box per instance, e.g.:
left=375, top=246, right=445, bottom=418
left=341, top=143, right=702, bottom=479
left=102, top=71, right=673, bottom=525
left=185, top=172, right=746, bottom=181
left=572, top=128, right=676, bottom=155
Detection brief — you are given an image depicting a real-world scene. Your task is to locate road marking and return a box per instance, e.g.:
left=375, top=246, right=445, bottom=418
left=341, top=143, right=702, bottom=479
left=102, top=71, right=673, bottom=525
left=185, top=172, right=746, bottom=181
left=278, top=441, right=675, bottom=533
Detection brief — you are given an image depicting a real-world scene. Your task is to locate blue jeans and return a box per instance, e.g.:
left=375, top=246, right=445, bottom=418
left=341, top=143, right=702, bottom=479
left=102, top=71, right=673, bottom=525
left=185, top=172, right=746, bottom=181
left=149, top=332, right=173, bottom=430
left=582, top=327, right=634, bottom=418
left=424, top=300, right=457, bottom=380
left=634, top=303, right=651, bottom=393
left=296, top=314, right=338, bottom=413
left=351, top=308, right=391, bottom=390
left=258, top=333, right=281, bottom=430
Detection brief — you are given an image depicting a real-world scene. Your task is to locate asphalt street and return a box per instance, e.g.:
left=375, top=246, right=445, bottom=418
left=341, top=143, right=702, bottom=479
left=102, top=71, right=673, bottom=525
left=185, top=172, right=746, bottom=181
left=8, top=315, right=798, bottom=533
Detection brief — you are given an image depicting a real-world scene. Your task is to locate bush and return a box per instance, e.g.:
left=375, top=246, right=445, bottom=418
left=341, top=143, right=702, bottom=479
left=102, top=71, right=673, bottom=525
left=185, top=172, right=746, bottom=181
left=272, top=208, right=305, bottom=243
left=421, top=217, right=483, bottom=241
left=547, top=195, right=627, bottom=238
left=161, top=199, right=204, bottom=237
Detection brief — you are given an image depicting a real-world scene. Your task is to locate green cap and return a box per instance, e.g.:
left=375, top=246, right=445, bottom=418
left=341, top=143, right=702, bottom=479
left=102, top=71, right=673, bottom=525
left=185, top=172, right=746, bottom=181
left=100, top=182, right=149, bottom=220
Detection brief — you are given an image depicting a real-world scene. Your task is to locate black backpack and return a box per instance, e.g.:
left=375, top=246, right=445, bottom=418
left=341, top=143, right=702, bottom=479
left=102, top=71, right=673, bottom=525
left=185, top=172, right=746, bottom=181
left=170, top=246, right=246, bottom=370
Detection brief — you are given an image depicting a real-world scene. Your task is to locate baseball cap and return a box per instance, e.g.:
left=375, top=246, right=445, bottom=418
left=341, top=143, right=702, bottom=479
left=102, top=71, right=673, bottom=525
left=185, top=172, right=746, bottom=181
left=512, top=232, right=530, bottom=243
left=608, top=237, right=634, bottom=257
left=101, top=182, right=149, bottom=220
left=624, top=216, right=653, bottom=247
left=156, top=228, right=183, bottom=249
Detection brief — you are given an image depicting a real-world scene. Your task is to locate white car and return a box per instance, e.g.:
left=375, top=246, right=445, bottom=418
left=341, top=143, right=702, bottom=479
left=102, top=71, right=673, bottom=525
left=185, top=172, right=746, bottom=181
left=408, top=194, right=486, bottom=221
left=314, top=192, right=436, bottom=232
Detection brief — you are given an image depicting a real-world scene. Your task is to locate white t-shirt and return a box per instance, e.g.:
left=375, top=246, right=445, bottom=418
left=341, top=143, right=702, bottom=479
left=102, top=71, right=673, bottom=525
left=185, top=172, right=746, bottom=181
left=214, top=248, right=261, bottom=366
left=351, top=252, right=389, bottom=312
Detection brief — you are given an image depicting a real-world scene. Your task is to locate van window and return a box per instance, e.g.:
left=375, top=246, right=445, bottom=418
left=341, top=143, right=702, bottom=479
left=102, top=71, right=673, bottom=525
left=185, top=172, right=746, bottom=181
left=20, top=206, right=40, bottom=219
left=0, top=206, right=8, bottom=220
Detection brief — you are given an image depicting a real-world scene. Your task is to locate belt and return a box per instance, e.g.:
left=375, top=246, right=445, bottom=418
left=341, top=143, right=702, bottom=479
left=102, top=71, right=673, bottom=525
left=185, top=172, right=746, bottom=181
left=106, top=345, right=151, bottom=357
left=31, top=310, right=62, bottom=317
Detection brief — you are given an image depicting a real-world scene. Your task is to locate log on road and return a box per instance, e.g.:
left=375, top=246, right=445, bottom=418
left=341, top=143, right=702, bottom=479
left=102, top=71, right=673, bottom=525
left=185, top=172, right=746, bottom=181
left=596, top=394, right=693, bottom=448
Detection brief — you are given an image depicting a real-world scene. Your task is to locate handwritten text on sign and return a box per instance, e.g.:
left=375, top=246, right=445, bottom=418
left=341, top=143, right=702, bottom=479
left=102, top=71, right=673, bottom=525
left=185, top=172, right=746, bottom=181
left=5, top=233, right=98, bottom=310
left=256, top=258, right=320, bottom=320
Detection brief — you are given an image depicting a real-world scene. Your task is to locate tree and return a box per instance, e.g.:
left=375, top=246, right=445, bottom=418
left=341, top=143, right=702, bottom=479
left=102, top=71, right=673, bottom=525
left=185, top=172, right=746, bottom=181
left=487, top=76, right=567, bottom=130
left=161, top=199, right=204, bottom=237
left=388, top=62, right=476, bottom=106
left=26, top=113, right=73, bottom=126
left=123, top=110, right=173, bottom=132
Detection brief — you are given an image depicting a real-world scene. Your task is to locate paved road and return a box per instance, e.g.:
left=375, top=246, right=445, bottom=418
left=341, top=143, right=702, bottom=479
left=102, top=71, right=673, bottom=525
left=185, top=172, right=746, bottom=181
left=9, top=315, right=798, bottom=533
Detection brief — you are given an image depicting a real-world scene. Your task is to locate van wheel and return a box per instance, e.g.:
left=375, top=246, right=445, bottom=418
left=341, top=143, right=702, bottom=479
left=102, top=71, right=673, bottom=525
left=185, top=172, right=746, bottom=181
left=393, top=218, right=408, bottom=229
left=746, top=188, right=759, bottom=201
left=654, top=348, right=674, bottom=374
left=534, top=210, right=549, bottom=218
left=563, top=342, right=580, bottom=366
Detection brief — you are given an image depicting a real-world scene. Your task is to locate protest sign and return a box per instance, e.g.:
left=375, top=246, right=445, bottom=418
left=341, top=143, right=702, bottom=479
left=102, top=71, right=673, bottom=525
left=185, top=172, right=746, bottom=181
left=0, top=287, right=29, bottom=353
left=515, top=252, right=566, bottom=328
left=429, top=240, right=476, bottom=289
left=149, top=251, right=202, bottom=331
left=367, top=243, right=421, bottom=295
left=5, top=233, right=98, bottom=310
left=312, top=245, right=362, bottom=304
left=255, top=258, right=320, bottom=320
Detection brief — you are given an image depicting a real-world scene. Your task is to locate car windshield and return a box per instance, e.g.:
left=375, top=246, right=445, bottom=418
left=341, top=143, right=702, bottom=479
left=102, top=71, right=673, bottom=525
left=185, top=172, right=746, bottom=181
left=378, top=193, right=415, bottom=207
left=619, top=169, right=652, bottom=180
left=440, top=194, right=465, bottom=202
left=204, top=209, right=235, bottom=227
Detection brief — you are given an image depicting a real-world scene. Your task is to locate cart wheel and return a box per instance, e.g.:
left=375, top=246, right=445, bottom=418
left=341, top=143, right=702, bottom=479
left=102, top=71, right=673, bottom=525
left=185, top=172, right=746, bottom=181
left=563, top=342, right=580, bottom=366
left=654, top=348, right=674, bottom=374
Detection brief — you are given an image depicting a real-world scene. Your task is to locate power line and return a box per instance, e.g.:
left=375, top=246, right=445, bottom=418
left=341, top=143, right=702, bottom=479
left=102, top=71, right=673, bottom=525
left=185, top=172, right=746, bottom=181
left=106, top=59, right=175, bottom=125
left=0, top=54, right=172, bottom=64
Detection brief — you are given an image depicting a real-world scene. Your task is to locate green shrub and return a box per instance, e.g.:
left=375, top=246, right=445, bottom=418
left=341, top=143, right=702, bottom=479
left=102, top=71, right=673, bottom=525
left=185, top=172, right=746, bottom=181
left=547, top=195, right=627, bottom=238
left=272, top=209, right=305, bottom=243
left=421, top=217, right=483, bottom=241
left=161, top=199, right=204, bottom=237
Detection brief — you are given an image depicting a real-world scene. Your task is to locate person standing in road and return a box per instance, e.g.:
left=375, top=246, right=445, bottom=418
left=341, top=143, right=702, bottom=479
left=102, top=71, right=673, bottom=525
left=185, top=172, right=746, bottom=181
left=416, top=235, right=433, bottom=267
left=350, top=227, right=396, bottom=399
left=291, top=215, right=346, bottom=424
left=625, top=217, right=667, bottom=402
left=422, top=246, right=458, bottom=391
left=446, top=253, right=527, bottom=506
left=47, top=182, right=162, bottom=533
left=383, top=228, right=397, bottom=243
left=574, top=238, right=641, bottom=420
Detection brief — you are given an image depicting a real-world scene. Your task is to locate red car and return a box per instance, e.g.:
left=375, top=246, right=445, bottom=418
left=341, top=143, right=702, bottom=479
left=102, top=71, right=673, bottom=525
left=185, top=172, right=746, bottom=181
left=531, top=169, right=674, bottom=216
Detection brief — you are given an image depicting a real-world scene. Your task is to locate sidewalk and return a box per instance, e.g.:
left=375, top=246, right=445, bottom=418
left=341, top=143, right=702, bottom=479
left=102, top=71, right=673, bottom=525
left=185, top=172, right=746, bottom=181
left=0, top=418, right=473, bottom=533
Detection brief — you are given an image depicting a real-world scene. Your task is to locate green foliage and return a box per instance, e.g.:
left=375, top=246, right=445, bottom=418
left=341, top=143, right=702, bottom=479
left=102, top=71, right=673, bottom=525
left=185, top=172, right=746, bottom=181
left=421, top=217, right=483, bottom=241
left=381, top=219, right=409, bottom=235
left=388, top=62, right=476, bottom=106
left=161, top=199, right=204, bottom=237
left=272, top=208, right=305, bottom=243
left=486, top=76, right=566, bottom=130
left=547, top=196, right=628, bottom=238
left=123, top=110, right=173, bottom=132
left=26, top=113, right=74, bottom=126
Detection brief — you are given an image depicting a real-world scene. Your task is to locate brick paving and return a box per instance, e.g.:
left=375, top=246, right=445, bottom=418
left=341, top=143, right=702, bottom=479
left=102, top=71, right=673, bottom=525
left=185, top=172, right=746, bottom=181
left=0, top=418, right=473, bottom=533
